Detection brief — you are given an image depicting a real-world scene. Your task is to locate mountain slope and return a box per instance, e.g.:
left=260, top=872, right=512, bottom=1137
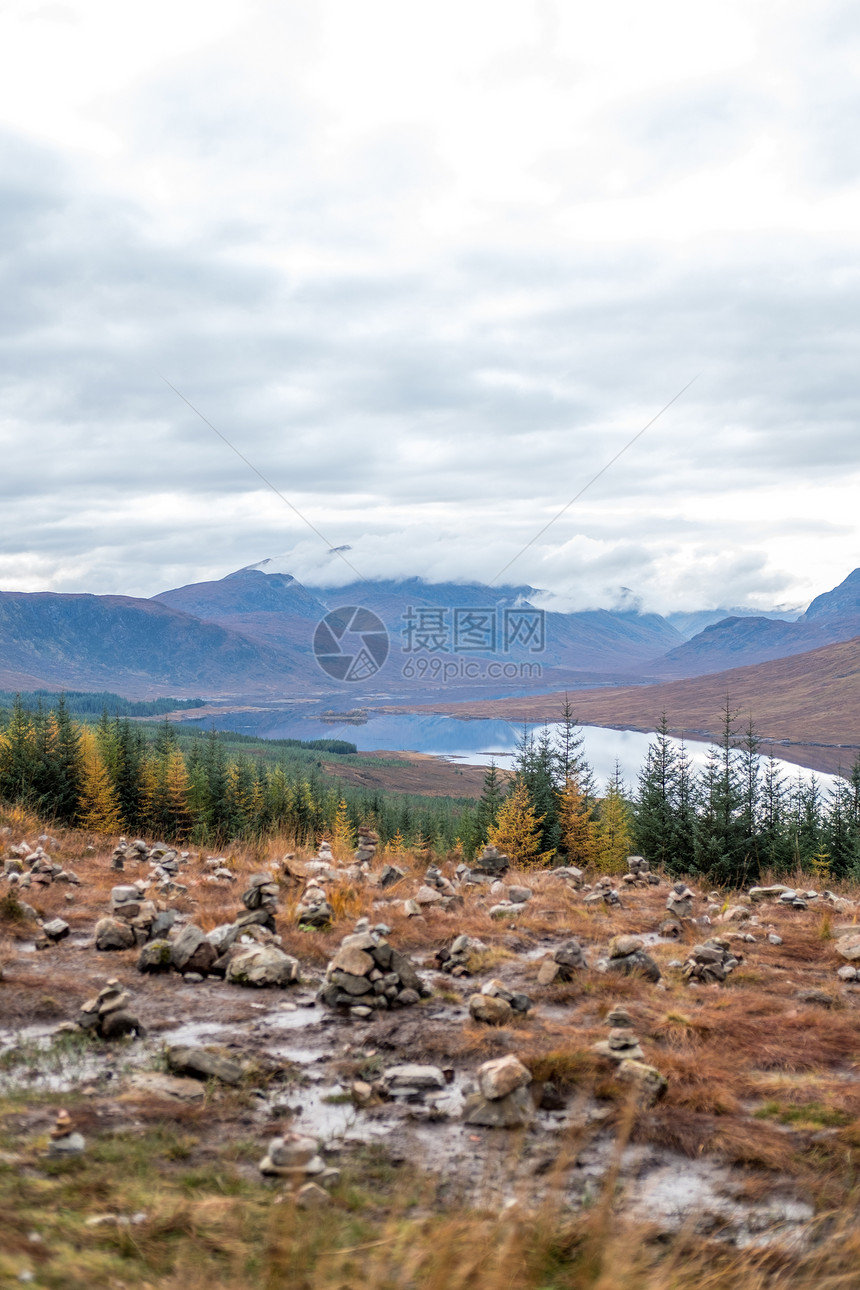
left=653, top=568, right=860, bottom=675
left=0, top=592, right=311, bottom=697
left=420, top=636, right=860, bottom=774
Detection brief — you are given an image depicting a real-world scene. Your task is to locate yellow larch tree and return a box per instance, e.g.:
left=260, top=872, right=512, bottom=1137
left=594, top=769, right=632, bottom=874
left=331, top=798, right=355, bottom=858
left=488, top=780, right=555, bottom=867
left=77, top=726, right=122, bottom=834
left=559, top=775, right=599, bottom=868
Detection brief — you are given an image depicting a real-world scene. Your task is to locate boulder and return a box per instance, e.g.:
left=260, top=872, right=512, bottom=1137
left=478, top=1055, right=531, bottom=1100
left=463, top=1084, right=534, bottom=1127
left=171, top=924, right=217, bottom=975
left=166, top=1045, right=244, bottom=1085
left=468, top=994, right=512, bottom=1025
left=226, top=945, right=299, bottom=987
left=94, top=917, right=136, bottom=952
left=137, top=939, right=174, bottom=973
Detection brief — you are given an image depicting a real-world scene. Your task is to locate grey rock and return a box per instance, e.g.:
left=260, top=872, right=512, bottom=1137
left=226, top=945, right=299, bottom=988
left=94, top=917, right=136, bottom=952
left=166, top=1045, right=244, bottom=1085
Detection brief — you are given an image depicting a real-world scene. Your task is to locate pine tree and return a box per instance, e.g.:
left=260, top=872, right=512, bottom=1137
left=634, top=713, right=678, bottom=869
left=559, top=775, right=599, bottom=867
left=669, top=739, right=697, bottom=874
left=51, top=695, right=83, bottom=824
left=693, top=698, right=748, bottom=885
left=489, top=780, right=555, bottom=866
left=513, top=725, right=561, bottom=855
left=476, top=761, right=505, bottom=842
left=556, top=698, right=595, bottom=800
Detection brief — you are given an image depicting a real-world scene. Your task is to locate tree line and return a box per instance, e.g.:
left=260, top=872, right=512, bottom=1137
left=1, top=693, right=858, bottom=884
left=473, top=700, right=860, bottom=885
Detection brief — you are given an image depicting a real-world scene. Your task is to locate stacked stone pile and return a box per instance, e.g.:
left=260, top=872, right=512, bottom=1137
left=77, top=978, right=144, bottom=1039
left=259, top=1132, right=339, bottom=1192
left=354, top=826, right=379, bottom=864
left=605, top=935, right=661, bottom=982
left=95, top=882, right=177, bottom=951
left=47, top=1108, right=85, bottom=1157
left=320, top=923, right=430, bottom=1017
left=434, top=933, right=487, bottom=976
left=407, top=863, right=461, bottom=913
left=584, top=877, right=622, bottom=907
left=111, top=838, right=189, bottom=882
left=376, top=1064, right=454, bottom=1118
left=468, top=978, right=531, bottom=1024
left=683, top=937, right=740, bottom=985
left=463, top=1054, right=535, bottom=1127
left=666, top=882, right=696, bottom=919
left=457, top=844, right=510, bottom=883
left=488, top=880, right=533, bottom=918
left=537, top=938, right=587, bottom=985
left=622, top=855, right=660, bottom=887
left=2, top=838, right=79, bottom=890
left=591, top=1014, right=667, bottom=1107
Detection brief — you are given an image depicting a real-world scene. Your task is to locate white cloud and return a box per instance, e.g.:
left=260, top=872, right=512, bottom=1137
left=1, top=0, right=859, bottom=614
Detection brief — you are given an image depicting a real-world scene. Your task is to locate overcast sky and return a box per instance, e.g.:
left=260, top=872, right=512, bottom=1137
left=2, top=0, right=859, bottom=613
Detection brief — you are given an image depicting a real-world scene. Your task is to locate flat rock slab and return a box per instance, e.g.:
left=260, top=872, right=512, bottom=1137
left=129, top=1072, right=206, bottom=1101
left=166, top=1045, right=245, bottom=1085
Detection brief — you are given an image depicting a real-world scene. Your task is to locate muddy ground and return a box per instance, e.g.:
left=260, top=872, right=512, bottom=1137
left=3, top=838, right=860, bottom=1261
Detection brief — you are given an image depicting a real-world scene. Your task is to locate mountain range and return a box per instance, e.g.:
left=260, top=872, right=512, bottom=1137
left=0, top=565, right=858, bottom=702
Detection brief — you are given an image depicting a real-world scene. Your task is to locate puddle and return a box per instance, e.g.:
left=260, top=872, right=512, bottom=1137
left=158, top=1019, right=236, bottom=1047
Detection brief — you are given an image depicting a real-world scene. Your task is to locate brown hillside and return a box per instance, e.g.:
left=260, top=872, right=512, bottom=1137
left=395, top=636, right=860, bottom=775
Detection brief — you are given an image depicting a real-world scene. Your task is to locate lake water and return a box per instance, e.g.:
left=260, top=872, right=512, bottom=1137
left=195, top=710, right=841, bottom=794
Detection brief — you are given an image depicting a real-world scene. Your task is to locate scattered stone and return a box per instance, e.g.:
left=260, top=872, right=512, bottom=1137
left=796, top=988, right=834, bottom=1008
left=41, top=918, right=70, bottom=942
left=226, top=945, right=300, bottom=988
left=468, top=993, right=512, bottom=1025
left=749, top=885, right=794, bottom=902
left=137, top=940, right=174, bottom=973
left=166, top=1045, right=244, bottom=1085
left=94, top=917, right=136, bottom=952
left=837, top=965, right=858, bottom=982
left=379, top=863, right=405, bottom=889
left=130, top=1072, right=206, bottom=1101
left=434, top=933, right=487, bottom=976
left=477, top=1055, right=531, bottom=1100
left=295, top=1181, right=330, bottom=1208
left=768, top=933, right=783, bottom=946
left=836, top=936, right=860, bottom=963
left=380, top=1064, right=446, bottom=1096
left=171, top=924, right=217, bottom=975
left=614, top=1059, right=668, bottom=1107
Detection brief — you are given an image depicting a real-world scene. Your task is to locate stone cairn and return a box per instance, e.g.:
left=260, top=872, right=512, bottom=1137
left=584, top=876, right=622, bottom=907
left=259, top=1131, right=340, bottom=1200
left=457, top=844, right=510, bottom=883
left=2, top=836, right=79, bottom=891
left=48, top=1108, right=85, bottom=1157
left=293, top=838, right=381, bottom=928
left=406, top=863, right=461, bottom=915
left=605, top=935, right=661, bottom=982
left=683, top=937, right=740, bottom=985
left=320, top=920, right=430, bottom=1018
left=468, top=978, right=531, bottom=1025
left=463, top=1055, right=535, bottom=1128
left=666, top=882, right=696, bottom=919
left=78, top=978, right=144, bottom=1039
left=434, top=933, right=487, bottom=977
left=96, top=883, right=177, bottom=952
left=622, top=855, right=660, bottom=887
left=136, top=871, right=299, bottom=987
left=111, top=838, right=188, bottom=895
left=354, top=826, right=379, bottom=864
left=591, top=1011, right=667, bottom=1107
left=537, top=937, right=588, bottom=985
